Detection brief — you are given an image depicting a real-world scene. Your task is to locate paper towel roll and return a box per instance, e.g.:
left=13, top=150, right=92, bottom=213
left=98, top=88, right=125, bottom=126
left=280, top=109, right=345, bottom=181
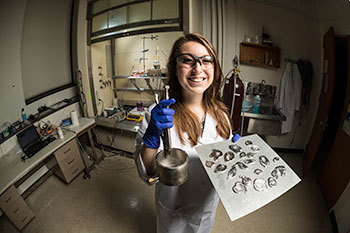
left=71, top=110, right=79, bottom=126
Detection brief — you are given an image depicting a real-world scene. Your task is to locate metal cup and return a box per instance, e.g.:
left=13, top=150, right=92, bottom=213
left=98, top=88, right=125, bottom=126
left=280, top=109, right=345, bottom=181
left=155, top=148, right=189, bottom=186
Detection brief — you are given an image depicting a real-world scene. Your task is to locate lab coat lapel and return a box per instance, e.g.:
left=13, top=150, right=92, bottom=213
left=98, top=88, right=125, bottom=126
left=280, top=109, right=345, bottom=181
left=198, top=113, right=220, bottom=145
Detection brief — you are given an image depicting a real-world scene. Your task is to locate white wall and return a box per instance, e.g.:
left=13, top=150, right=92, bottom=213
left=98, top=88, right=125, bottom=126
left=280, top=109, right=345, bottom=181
left=91, top=40, right=115, bottom=115
left=0, top=1, right=27, bottom=124
left=236, top=0, right=322, bottom=149
left=317, top=0, right=350, bottom=35
left=0, top=0, right=78, bottom=125
left=75, top=0, right=94, bottom=118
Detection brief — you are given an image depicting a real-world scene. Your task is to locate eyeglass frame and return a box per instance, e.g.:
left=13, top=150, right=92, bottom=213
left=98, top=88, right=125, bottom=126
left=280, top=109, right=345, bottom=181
left=175, top=53, right=215, bottom=68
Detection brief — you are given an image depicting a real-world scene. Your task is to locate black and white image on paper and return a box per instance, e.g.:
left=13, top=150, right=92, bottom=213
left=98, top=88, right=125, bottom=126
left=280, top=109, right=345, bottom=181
left=195, top=134, right=301, bottom=222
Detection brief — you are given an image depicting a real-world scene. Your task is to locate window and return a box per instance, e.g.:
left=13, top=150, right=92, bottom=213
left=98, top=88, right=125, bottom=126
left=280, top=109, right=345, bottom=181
left=87, top=0, right=182, bottom=44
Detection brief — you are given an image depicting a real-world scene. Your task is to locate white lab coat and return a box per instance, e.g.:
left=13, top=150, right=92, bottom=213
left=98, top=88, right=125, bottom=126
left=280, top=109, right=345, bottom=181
left=275, top=62, right=302, bottom=134
left=134, top=105, right=230, bottom=233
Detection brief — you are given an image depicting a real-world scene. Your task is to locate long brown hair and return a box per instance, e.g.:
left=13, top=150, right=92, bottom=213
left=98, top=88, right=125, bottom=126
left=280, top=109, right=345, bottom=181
left=167, top=33, right=232, bottom=146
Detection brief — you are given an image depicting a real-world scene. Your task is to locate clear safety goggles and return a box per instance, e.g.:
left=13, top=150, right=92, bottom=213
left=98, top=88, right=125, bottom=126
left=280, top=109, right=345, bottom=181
left=176, top=53, right=214, bottom=69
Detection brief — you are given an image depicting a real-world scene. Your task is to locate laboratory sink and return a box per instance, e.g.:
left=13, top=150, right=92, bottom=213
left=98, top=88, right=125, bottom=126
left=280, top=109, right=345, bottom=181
left=241, top=98, right=286, bottom=136
left=243, top=104, right=286, bottom=121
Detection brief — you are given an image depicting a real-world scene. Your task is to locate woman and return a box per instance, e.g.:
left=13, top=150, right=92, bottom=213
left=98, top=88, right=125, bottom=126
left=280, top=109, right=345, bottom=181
left=134, top=33, right=239, bottom=233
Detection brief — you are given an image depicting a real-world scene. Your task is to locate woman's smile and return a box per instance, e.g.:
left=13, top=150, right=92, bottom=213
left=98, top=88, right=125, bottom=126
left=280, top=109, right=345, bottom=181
left=187, top=76, right=206, bottom=84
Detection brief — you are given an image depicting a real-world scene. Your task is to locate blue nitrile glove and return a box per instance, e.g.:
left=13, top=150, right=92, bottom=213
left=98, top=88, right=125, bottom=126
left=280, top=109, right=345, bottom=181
left=142, top=98, right=176, bottom=149
left=232, top=133, right=241, bottom=142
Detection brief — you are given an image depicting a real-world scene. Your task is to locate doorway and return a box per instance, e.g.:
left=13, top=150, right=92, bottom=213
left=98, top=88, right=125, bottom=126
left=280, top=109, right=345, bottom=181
left=303, top=28, right=349, bottom=176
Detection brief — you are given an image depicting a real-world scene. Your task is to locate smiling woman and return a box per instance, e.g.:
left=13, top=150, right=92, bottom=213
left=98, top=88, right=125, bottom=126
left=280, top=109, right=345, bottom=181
left=134, top=33, right=234, bottom=233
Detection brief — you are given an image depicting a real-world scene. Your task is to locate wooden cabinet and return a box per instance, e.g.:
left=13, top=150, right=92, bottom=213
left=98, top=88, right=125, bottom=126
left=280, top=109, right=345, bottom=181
left=0, top=185, right=19, bottom=210
left=12, top=207, right=35, bottom=230
left=240, top=42, right=281, bottom=68
left=53, top=139, right=85, bottom=183
left=0, top=185, right=34, bottom=230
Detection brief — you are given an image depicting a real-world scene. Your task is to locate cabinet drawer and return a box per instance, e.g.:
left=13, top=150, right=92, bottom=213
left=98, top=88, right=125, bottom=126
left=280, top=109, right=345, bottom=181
left=54, top=139, right=79, bottom=162
left=5, top=196, right=27, bottom=221
left=58, top=151, right=82, bottom=172
left=56, top=161, right=84, bottom=183
left=0, top=185, right=20, bottom=211
left=12, top=207, right=34, bottom=230
left=65, top=164, right=83, bottom=183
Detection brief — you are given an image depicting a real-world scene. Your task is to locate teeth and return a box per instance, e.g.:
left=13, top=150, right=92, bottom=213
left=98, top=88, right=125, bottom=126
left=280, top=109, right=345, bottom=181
left=189, top=77, right=204, bottom=82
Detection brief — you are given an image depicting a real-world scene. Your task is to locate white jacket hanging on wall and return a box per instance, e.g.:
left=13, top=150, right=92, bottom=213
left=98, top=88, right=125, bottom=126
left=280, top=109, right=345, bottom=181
left=275, top=62, right=302, bottom=134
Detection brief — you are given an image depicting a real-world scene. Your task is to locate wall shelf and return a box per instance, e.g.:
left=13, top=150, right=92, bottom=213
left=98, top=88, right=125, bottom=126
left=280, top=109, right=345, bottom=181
left=239, top=42, right=281, bottom=69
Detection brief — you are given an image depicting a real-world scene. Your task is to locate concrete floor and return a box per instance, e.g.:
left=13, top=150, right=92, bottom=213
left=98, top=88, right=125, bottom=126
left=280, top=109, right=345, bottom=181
left=0, top=152, right=333, bottom=233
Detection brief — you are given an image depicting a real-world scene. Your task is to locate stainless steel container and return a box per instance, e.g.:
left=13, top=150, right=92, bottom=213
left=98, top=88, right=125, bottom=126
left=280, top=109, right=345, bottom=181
left=155, top=148, right=189, bottom=186
left=150, top=85, right=189, bottom=186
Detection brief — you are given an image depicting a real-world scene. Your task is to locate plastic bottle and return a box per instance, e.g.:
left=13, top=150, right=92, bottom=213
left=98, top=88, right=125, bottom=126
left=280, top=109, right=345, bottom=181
left=253, top=95, right=261, bottom=114
left=57, top=127, right=64, bottom=139
left=112, top=98, right=119, bottom=108
left=137, top=101, right=143, bottom=111
left=21, top=108, right=27, bottom=122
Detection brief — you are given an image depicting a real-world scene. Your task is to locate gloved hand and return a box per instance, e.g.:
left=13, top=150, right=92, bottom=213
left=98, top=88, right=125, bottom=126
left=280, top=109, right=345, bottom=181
left=142, top=98, right=176, bottom=149
left=232, top=133, right=241, bottom=142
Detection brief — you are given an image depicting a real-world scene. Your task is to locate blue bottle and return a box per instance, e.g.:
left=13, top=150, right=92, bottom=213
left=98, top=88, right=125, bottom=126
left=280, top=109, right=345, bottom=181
left=253, top=95, right=261, bottom=114
left=22, top=108, right=27, bottom=122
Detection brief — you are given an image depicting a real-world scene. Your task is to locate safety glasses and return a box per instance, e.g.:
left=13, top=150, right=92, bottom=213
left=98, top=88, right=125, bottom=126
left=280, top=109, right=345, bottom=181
left=176, top=53, right=214, bottom=69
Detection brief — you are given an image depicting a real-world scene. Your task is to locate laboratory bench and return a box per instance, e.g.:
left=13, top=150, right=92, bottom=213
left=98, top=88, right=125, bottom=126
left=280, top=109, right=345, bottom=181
left=0, top=117, right=97, bottom=230
left=95, top=116, right=141, bottom=133
left=95, top=110, right=143, bottom=154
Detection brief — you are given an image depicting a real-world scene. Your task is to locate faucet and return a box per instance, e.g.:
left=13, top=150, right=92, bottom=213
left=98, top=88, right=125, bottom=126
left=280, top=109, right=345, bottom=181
left=246, top=82, right=252, bottom=95
left=260, top=80, right=266, bottom=97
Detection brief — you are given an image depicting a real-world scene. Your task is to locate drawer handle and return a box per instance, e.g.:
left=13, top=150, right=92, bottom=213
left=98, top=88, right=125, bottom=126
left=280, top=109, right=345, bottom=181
left=5, top=196, right=11, bottom=203
left=72, top=168, right=79, bottom=174
left=68, top=158, right=75, bottom=165
left=14, top=207, right=19, bottom=214
left=64, top=148, right=71, bottom=154
left=21, top=216, right=27, bottom=223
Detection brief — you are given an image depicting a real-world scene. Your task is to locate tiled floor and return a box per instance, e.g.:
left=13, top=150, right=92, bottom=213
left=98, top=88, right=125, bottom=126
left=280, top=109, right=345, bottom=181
left=0, top=153, right=333, bottom=233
